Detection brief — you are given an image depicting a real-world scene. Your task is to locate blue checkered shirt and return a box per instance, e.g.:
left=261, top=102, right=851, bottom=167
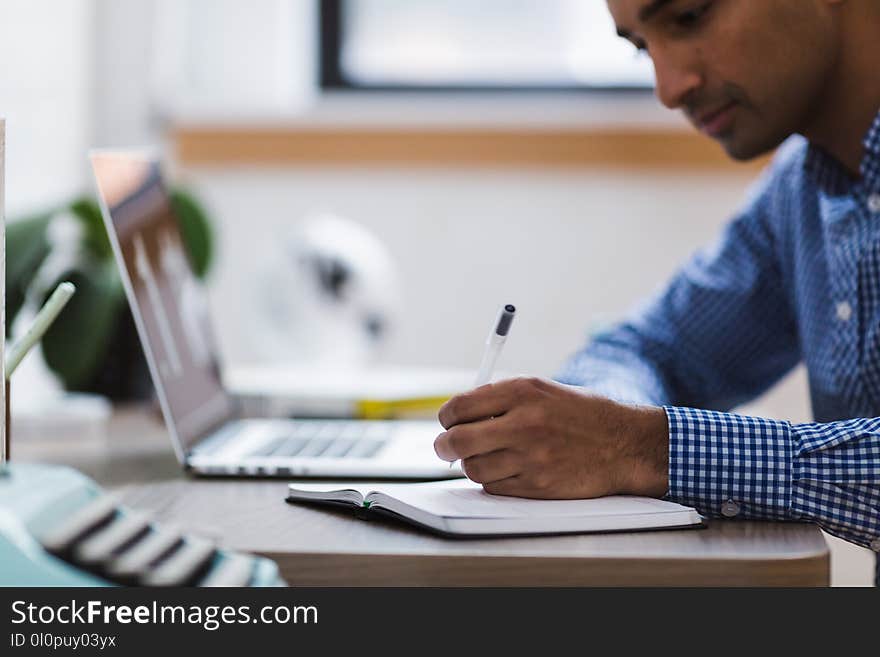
left=557, top=109, right=880, bottom=557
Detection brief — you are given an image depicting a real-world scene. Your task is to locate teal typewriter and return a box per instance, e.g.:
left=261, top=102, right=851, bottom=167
left=0, top=463, right=285, bottom=587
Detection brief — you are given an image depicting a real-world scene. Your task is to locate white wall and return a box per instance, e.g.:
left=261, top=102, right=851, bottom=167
left=92, top=0, right=317, bottom=148
left=0, top=0, right=94, bottom=216
left=92, top=0, right=159, bottom=147
left=189, top=168, right=737, bottom=360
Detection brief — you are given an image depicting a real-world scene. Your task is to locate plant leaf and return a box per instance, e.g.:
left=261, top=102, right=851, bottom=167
left=5, top=213, right=53, bottom=336
left=170, top=187, right=213, bottom=279
left=69, top=196, right=113, bottom=261
left=40, top=263, right=126, bottom=390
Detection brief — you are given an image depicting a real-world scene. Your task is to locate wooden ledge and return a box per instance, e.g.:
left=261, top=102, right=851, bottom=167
left=172, top=125, right=771, bottom=171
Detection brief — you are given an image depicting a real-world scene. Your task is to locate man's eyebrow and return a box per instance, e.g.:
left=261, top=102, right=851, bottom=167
left=638, top=0, right=675, bottom=22
left=616, top=0, right=676, bottom=40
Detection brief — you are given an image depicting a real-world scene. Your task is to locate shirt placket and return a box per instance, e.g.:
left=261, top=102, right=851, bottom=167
left=822, top=194, right=864, bottom=409
left=854, top=179, right=880, bottom=410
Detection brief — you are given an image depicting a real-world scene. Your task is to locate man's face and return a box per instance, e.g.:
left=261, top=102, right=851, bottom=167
left=607, top=0, right=841, bottom=160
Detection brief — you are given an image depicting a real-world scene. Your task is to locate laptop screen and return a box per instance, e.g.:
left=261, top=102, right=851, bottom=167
left=90, top=151, right=234, bottom=458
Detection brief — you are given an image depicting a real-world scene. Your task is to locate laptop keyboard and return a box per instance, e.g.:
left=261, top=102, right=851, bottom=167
left=246, top=421, right=391, bottom=460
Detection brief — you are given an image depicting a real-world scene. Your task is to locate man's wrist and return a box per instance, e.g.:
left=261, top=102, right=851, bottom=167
left=620, top=405, right=670, bottom=497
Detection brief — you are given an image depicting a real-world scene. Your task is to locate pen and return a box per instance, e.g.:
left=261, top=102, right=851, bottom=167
left=451, top=303, right=516, bottom=469
left=5, top=282, right=76, bottom=376
left=473, top=304, right=516, bottom=387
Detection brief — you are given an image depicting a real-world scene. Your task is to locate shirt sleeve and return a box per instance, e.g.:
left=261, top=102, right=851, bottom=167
left=556, top=163, right=800, bottom=411
left=665, top=406, right=880, bottom=551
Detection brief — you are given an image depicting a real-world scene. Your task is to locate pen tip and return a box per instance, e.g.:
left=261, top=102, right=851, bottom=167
left=504, top=304, right=515, bottom=313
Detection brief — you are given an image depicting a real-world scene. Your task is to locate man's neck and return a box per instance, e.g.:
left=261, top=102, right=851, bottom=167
left=800, top=4, right=880, bottom=176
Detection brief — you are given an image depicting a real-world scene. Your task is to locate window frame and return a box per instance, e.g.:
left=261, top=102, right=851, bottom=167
left=318, top=0, right=655, bottom=94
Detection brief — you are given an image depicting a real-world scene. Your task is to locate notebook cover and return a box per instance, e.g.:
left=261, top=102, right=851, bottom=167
left=286, top=495, right=708, bottom=539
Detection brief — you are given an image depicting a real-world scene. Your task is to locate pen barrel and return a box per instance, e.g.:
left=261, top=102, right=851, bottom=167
left=474, top=336, right=505, bottom=387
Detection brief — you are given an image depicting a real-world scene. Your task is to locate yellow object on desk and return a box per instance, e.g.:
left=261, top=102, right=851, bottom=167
left=355, top=395, right=452, bottom=420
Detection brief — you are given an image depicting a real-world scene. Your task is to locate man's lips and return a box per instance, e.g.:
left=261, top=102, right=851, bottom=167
left=692, top=101, right=738, bottom=137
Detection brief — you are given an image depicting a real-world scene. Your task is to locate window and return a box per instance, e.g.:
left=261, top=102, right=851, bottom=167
left=320, top=0, right=655, bottom=91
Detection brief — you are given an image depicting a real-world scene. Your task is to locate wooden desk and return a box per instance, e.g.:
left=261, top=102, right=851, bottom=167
left=15, top=405, right=830, bottom=586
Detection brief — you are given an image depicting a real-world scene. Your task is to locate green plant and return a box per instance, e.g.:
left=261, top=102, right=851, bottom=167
left=5, top=188, right=213, bottom=399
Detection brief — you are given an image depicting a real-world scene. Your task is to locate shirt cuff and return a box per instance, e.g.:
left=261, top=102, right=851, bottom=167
left=663, top=406, right=794, bottom=520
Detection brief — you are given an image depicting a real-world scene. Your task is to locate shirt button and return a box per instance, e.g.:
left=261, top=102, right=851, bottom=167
left=836, top=301, right=853, bottom=322
left=871, top=538, right=880, bottom=552
left=720, top=499, right=740, bottom=518
left=868, top=193, right=880, bottom=213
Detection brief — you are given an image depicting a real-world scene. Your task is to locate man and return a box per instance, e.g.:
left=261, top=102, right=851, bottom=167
left=433, top=0, right=880, bottom=579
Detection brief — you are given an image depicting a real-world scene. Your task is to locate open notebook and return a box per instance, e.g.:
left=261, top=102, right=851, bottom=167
left=286, top=479, right=705, bottom=538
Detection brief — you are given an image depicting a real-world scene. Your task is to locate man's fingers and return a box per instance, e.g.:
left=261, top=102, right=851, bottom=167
left=439, top=378, right=538, bottom=429
left=438, top=385, right=510, bottom=429
left=460, top=449, right=521, bottom=484
left=482, top=475, right=558, bottom=499
left=481, top=475, right=528, bottom=497
left=434, top=418, right=511, bottom=462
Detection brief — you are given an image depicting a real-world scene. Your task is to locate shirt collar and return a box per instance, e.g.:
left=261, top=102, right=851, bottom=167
left=804, top=106, right=880, bottom=194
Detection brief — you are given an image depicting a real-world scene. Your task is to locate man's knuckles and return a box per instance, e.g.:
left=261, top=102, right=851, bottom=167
left=508, top=376, right=544, bottom=400
left=518, top=403, right=549, bottom=431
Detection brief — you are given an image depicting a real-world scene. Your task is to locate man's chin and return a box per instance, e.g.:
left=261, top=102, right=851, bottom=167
left=717, top=132, right=786, bottom=162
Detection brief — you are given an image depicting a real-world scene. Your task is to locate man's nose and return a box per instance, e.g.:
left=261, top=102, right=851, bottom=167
left=651, top=48, right=703, bottom=110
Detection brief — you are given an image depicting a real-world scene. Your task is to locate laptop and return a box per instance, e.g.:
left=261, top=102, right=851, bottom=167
left=89, top=149, right=462, bottom=480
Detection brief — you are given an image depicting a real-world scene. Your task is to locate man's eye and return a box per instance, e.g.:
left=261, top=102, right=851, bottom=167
left=675, top=2, right=712, bottom=28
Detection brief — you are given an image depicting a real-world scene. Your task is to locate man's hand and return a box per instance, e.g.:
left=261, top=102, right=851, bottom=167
left=434, top=377, right=669, bottom=499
